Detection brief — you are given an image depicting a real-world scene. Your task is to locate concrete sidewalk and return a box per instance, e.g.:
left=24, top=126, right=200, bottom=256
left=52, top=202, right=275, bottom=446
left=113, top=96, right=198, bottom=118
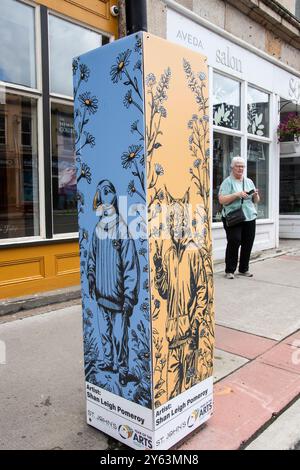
left=0, top=242, right=300, bottom=450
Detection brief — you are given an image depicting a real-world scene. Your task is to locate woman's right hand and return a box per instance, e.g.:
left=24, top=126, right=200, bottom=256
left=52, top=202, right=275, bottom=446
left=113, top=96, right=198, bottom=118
left=237, top=191, right=248, bottom=199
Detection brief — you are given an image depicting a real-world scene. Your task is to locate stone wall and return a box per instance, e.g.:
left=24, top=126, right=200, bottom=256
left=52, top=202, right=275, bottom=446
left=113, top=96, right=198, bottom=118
left=143, top=0, right=300, bottom=71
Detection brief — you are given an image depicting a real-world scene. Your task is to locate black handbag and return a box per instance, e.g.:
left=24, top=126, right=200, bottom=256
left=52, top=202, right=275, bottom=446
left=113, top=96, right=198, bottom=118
left=225, top=179, right=246, bottom=227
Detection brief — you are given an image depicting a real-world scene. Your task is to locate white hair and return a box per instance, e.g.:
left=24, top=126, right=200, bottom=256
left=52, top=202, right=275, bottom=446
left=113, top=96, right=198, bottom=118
left=231, top=156, right=245, bottom=168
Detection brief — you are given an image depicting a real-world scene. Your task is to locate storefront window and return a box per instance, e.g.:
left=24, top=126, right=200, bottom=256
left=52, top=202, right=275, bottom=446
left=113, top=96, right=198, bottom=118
left=247, top=87, right=269, bottom=137
left=0, top=0, right=36, bottom=89
left=49, top=15, right=103, bottom=97
left=280, top=157, right=300, bottom=215
left=213, top=132, right=241, bottom=222
left=213, top=73, right=241, bottom=130
left=51, top=102, right=77, bottom=234
left=0, top=6, right=111, bottom=243
left=247, top=140, right=269, bottom=219
left=0, top=115, right=6, bottom=145
left=0, top=93, right=39, bottom=239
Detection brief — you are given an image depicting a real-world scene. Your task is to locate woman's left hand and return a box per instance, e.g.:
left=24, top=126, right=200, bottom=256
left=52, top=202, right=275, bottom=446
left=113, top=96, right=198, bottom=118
left=253, top=189, right=260, bottom=203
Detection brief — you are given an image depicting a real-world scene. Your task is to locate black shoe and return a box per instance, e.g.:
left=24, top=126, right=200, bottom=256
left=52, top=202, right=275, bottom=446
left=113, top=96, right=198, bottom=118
left=119, top=374, right=128, bottom=387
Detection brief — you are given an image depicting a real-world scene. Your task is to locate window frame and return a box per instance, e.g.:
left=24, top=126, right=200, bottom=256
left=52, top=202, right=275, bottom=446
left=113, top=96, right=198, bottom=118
left=279, top=153, right=300, bottom=216
left=212, top=69, right=274, bottom=227
left=0, top=88, right=43, bottom=243
left=0, top=0, right=39, bottom=91
left=247, top=82, right=271, bottom=141
left=212, top=130, right=242, bottom=222
left=212, top=70, right=242, bottom=133
left=47, top=11, right=111, bottom=237
left=50, top=96, right=78, bottom=239
left=48, top=10, right=112, bottom=101
left=246, top=82, right=272, bottom=222
left=0, top=0, right=45, bottom=245
left=0, top=1, right=113, bottom=246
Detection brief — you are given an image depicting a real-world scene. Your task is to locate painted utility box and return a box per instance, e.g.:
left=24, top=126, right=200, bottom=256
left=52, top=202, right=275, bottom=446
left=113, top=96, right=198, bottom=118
left=73, top=32, right=214, bottom=450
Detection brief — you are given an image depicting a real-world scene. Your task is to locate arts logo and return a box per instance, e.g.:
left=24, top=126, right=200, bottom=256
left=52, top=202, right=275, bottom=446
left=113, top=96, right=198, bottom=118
left=118, top=424, right=152, bottom=449
left=118, top=424, right=134, bottom=439
left=187, top=409, right=199, bottom=428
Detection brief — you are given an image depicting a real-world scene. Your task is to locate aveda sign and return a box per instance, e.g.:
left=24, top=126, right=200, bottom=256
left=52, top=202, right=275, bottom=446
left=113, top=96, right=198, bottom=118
left=176, top=29, right=204, bottom=49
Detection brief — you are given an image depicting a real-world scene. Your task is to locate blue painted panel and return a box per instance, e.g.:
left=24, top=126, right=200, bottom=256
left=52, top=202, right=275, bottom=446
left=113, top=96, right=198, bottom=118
left=73, top=33, right=151, bottom=408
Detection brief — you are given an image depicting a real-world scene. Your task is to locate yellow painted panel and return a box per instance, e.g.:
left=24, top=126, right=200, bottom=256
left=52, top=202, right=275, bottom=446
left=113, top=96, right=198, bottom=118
left=35, top=0, right=118, bottom=37
left=143, top=34, right=214, bottom=405
left=0, top=257, right=45, bottom=286
left=55, top=252, right=80, bottom=276
left=0, top=242, right=80, bottom=299
left=65, top=0, right=109, bottom=18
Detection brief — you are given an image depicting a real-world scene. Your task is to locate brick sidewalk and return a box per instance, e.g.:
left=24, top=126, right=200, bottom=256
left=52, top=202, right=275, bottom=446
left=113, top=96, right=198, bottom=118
left=179, top=326, right=300, bottom=450
left=178, top=247, right=300, bottom=450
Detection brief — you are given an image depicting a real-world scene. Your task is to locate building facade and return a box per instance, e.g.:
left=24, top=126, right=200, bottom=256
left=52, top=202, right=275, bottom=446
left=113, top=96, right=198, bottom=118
left=139, top=0, right=300, bottom=258
left=1, top=0, right=299, bottom=299
left=0, top=0, right=117, bottom=299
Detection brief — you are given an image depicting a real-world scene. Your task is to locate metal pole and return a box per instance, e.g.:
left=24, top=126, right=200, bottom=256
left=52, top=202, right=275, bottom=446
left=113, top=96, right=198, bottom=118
left=125, top=0, right=148, bottom=35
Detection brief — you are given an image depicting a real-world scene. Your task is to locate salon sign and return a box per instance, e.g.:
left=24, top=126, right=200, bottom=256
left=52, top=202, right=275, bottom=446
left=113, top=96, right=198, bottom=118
left=167, top=8, right=300, bottom=101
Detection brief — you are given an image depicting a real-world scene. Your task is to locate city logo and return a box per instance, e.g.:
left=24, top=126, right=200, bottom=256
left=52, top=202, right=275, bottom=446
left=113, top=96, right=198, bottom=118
left=187, top=410, right=199, bottom=428
left=118, top=424, right=134, bottom=439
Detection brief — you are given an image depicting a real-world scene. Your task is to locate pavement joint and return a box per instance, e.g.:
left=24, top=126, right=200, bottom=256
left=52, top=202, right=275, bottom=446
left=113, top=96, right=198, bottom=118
left=216, top=321, right=282, bottom=342
left=217, top=325, right=300, bottom=366
left=257, top=361, right=300, bottom=376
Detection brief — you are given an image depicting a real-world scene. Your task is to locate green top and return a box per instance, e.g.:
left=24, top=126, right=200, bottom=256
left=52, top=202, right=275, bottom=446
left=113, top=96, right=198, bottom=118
left=219, top=176, right=257, bottom=222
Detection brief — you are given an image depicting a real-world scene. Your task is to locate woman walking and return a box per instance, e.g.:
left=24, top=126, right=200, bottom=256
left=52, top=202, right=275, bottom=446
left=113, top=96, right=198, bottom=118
left=218, top=156, right=260, bottom=279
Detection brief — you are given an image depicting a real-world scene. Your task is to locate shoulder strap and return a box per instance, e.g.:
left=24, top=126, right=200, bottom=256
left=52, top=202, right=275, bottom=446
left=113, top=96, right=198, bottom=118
left=241, top=178, right=244, bottom=205
left=230, top=177, right=244, bottom=206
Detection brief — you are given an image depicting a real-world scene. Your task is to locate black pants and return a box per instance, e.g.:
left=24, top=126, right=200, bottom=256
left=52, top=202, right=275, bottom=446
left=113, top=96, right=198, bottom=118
left=222, top=218, right=256, bottom=274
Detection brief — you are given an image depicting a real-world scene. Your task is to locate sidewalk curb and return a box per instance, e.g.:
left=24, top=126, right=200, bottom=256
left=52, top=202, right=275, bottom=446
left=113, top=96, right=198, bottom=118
left=0, top=286, right=81, bottom=317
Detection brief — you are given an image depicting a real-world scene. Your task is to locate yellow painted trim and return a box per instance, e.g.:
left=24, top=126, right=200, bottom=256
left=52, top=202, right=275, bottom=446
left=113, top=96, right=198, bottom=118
left=35, top=0, right=118, bottom=37
left=0, top=1, right=117, bottom=300
left=0, top=257, right=45, bottom=286
left=55, top=252, right=81, bottom=276
left=0, top=242, right=80, bottom=299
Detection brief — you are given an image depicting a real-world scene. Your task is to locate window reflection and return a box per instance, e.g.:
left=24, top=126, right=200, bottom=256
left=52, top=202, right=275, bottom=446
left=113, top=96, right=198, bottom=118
left=247, top=140, right=269, bottom=219
left=280, top=158, right=300, bottom=215
left=49, top=15, right=102, bottom=96
left=247, top=87, right=269, bottom=137
left=213, top=132, right=241, bottom=222
left=213, top=73, right=241, bottom=130
left=51, top=102, right=78, bottom=234
left=0, top=0, right=36, bottom=88
left=0, top=93, right=39, bottom=239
